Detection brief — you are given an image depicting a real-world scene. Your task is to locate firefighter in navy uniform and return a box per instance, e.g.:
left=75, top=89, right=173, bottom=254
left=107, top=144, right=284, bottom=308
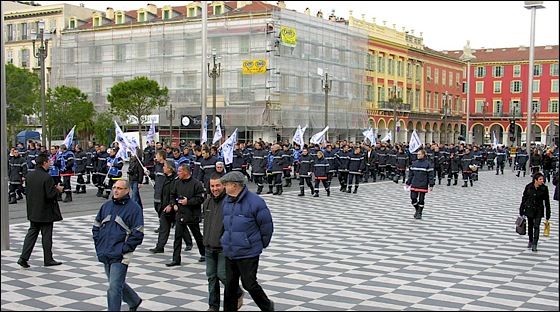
left=471, top=146, right=483, bottom=181
left=85, top=141, right=96, bottom=184
left=271, top=143, right=288, bottom=195
left=94, top=145, right=109, bottom=197
left=297, top=147, right=314, bottom=196
left=395, top=146, right=409, bottom=184
left=322, top=144, right=337, bottom=187
left=495, top=145, right=507, bottom=175
left=347, top=146, right=365, bottom=193
left=281, top=144, right=293, bottom=187
left=57, top=144, right=75, bottom=202
left=460, top=148, right=476, bottom=187
left=103, top=147, right=123, bottom=199
left=335, top=144, right=351, bottom=192
left=250, top=142, right=268, bottom=194
left=313, top=150, right=330, bottom=197
left=8, top=148, right=28, bottom=204
left=73, top=145, right=87, bottom=194
left=406, top=149, right=435, bottom=220
left=515, top=146, right=529, bottom=177
left=446, top=151, right=461, bottom=186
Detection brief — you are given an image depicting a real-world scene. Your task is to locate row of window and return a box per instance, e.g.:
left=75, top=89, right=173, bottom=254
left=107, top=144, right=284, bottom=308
left=475, top=64, right=559, bottom=78
left=4, top=20, right=57, bottom=41
left=475, top=79, right=560, bottom=93
left=75, top=3, right=226, bottom=29
left=473, top=99, right=559, bottom=114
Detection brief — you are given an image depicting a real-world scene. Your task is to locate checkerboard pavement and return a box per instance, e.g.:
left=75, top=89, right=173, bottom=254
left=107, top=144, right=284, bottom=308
left=2, top=169, right=558, bottom=311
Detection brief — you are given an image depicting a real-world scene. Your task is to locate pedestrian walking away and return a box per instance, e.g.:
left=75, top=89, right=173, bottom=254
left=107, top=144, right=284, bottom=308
left=92, top=180, right=144, bottom=311
left=220, top=171, right=275, bottom=311
left=18, top=154, right=64, bottom=268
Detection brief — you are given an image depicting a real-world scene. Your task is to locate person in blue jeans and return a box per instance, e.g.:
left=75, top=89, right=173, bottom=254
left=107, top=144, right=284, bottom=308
left=93, top=180, right=144, bottom=311
left=127, top=153, right=145, bottom=209
left=203, top=173, right=244, bottom=311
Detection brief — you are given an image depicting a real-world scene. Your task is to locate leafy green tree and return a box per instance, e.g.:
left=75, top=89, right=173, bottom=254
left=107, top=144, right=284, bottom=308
left=45, top=85, right=95, bottom=147
left=5, top=64, right=40, bottom=146
left=107, top=76, right=169, bottom=150
left=93, top=111, right=114, bottom=147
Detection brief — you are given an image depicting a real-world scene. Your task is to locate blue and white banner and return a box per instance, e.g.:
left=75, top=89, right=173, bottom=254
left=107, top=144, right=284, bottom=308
left=409, top=130, right=422, bottom=153
left=114, top=121, right=137, bottom=160
left=212, top=122, right=222, bottom=144
left=292, top=125, right=305, bottom=147
left=381, top=131, right=392, bottom=143
left=362, top=127, right=376, bottom=146
left=492, top=131, right=499, bottom=149
left=221, top=128, right=238, bottom=165
left=61, top=125, right=76, bottom=150
left=146, top=118, right=156, bottom=143
left=310, top=126, right=329, bottom=145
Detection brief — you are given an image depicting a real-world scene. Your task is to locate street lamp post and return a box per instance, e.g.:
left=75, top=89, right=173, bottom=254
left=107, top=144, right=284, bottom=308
left=444, top=91, right=449, bottom=144
left=167, top=102, right=175, bottom=144
left=524, top=1, right=544, bottom=165
left=460, top=40, right=476, bottom=145
left=391, top=82, right=401, bottom=144
left=482, top=99, right=489, bottom=143
left=31, top=20, right=49, bottom=148
left=208, top=48, right=221, bottom=138
left=322, top=71, right=332, bottom=141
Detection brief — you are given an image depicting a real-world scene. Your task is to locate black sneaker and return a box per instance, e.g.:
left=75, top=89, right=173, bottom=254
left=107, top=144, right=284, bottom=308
left=149, top=248, right=164, bottom=253
left=130, top=299, right=142, bottom=311
left=198, top=256, right=206, bottom=262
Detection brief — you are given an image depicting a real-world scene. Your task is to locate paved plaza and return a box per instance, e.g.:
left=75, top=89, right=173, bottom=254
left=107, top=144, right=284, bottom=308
left=1, top=168, right=558, bottom=311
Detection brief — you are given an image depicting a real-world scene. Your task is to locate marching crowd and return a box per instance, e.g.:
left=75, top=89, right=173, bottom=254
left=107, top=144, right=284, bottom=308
left=7, top=137, right=559, bottom=311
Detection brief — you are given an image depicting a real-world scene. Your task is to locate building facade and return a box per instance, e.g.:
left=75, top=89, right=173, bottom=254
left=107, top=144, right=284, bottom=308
left=445, top=45, right=559, bottom=146
left=4, top=1, right=559, bottom=147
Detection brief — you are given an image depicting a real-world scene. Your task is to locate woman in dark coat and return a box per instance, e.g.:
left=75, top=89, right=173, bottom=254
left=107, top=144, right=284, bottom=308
left=519, top=172, right=551, bottom=252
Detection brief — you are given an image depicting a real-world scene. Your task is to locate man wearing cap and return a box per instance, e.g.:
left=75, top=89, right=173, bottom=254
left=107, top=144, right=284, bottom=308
left=220, top=171, right=275, bottom=311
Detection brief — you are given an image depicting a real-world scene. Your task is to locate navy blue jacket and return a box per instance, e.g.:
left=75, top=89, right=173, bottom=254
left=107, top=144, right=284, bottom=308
left=406, top=157, right=435, bottom=192
left=221, top=187, right=273, bottom=260
left=92, top=195, right=144, bottom=265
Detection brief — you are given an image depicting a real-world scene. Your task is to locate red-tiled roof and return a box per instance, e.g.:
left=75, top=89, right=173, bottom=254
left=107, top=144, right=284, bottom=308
left=442, top=45, right=559, bottom=62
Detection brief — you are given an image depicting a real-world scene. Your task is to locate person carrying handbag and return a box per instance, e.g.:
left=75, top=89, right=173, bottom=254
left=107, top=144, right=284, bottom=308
left=519, top=172, right=551, bottom=252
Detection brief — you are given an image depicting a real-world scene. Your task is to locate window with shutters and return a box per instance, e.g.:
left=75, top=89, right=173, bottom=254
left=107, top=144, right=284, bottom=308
left=510, top=81, right=522, bottom=93
left=549, top=99, right=558, bottom=113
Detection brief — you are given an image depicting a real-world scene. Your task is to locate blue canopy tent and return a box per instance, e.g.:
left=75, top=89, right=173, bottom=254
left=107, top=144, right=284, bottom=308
left=16, top=130, right=41, bottom=144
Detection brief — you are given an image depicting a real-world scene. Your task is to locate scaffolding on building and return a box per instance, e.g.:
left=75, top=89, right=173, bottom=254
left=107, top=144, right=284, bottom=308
left=50, top=5, right=369, bottom=143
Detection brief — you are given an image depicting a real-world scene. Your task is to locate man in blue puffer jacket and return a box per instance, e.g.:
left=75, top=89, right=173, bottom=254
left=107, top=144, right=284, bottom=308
left=93, top=180, right=144, bottom=311
left=220, top=171, right=275, bottom=311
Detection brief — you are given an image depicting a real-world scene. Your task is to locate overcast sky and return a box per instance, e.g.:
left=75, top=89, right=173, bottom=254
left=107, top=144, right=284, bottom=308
left=35, top=1, right=560, bottom=51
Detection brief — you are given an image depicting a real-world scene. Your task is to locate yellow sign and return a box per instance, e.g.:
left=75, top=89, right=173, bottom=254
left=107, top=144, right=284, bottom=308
left=242, top=59, right=267, bottom=74
left=280, top=26, right=296, bottom=47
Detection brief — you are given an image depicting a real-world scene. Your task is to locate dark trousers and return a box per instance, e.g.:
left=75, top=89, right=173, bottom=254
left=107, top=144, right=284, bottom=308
left=224, top=255, right=273, bottom=311
left=410, top=191, right=426, bottom=208
left=62, top=175, right=72, bottom=192
left=338, top=171, right=349, bottom=187
left=172, top=222, right=204, bottom=263
left=157, top=214, right=177, bottom=250
left=528, top=217, right=542, bottom=244
left=20, top=221, right=55, bottom=264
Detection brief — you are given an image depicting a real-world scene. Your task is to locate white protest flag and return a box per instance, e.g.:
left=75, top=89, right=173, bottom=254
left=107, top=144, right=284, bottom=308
left=362, top=127, right=376, bottom=146
left=292, top=125, right=305, bottom=147
left=201, top=117, right=208, bottom=145
left=492, top=131, right=499, bottom=149
left=146, top=118, right=156, bottom=143
left=61, top=125, right=76, bottom=150
left=309, top=126, right=329, bottom=145
left=212, top=119, right=222, bottom=144
left=381, top=131, right=392, bottom=143
left=408, top=130, right=422, bottom=153
left=221, top=128, right=238, bottom=165
left=114, top=120, right=136, bottom=160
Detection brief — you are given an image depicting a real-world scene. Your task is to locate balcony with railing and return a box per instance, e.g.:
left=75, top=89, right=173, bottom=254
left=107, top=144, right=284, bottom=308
left=377, top=101, right=411, bottom=111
